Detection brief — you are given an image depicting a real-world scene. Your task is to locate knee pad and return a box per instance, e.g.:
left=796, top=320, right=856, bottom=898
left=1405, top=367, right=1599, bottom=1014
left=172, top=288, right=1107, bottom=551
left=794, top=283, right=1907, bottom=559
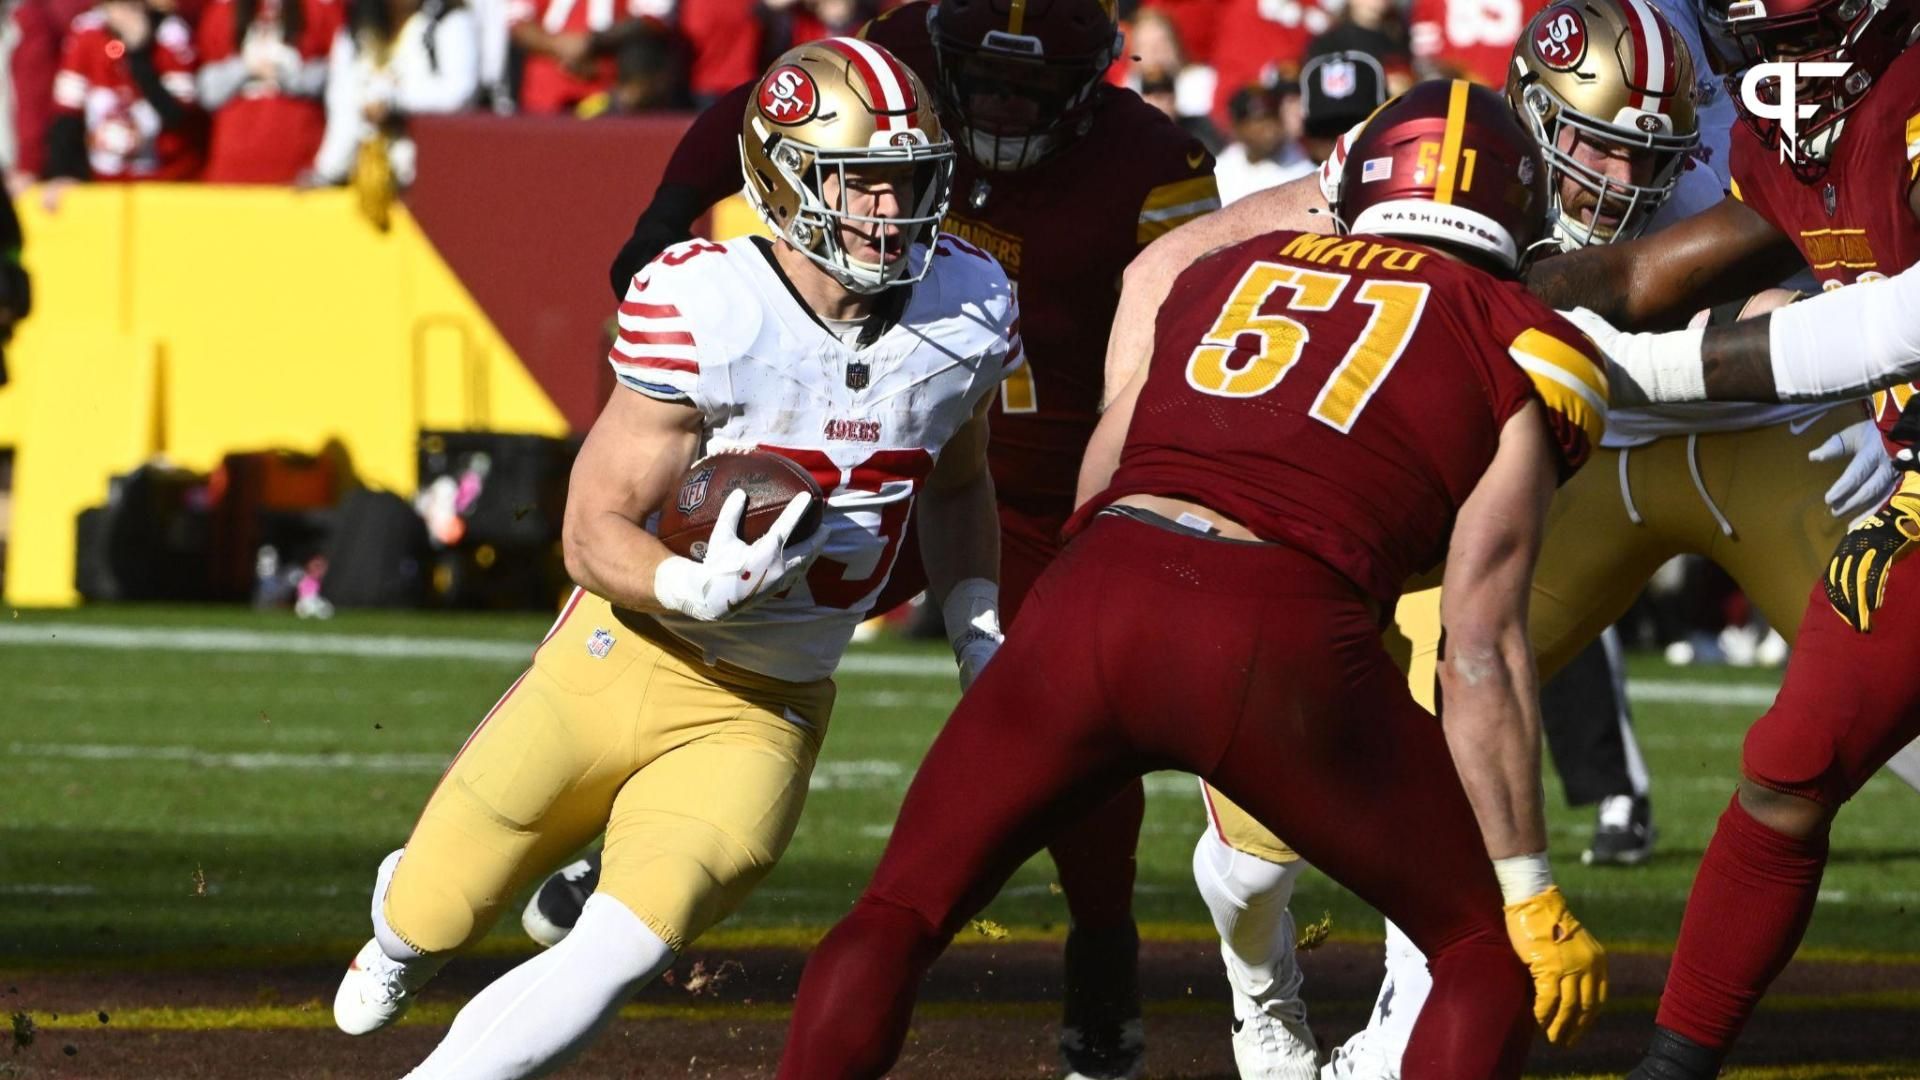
left=1194, top=828, right=1304, bottom=910
left=1742, top=708, right=1841, bottom=805
left=381, top=849, right=485, bottom=956
left=1193, top=829, right=1306, bottom=970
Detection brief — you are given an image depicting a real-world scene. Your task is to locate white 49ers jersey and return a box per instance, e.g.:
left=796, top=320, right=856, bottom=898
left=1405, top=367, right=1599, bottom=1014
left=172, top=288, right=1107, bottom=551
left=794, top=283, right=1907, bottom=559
left=607, top=235, right=1022, bottom=682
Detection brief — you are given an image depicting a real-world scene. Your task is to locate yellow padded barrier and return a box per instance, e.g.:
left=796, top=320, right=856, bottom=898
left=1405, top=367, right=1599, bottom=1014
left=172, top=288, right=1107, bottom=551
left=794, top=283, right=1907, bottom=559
left=0, top=185, right=568, bottom=607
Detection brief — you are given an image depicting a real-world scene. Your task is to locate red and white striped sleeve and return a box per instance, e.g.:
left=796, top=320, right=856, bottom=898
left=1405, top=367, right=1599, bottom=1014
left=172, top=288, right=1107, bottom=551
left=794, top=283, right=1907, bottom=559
left=607, top=273, right=701, bottom=403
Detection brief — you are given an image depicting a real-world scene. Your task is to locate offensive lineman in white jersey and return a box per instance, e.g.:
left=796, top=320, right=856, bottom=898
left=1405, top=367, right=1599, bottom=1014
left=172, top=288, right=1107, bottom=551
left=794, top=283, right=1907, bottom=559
left=327, top=37, right=1018, bottom=1080
left=1105, top=1, right=1907, bottom=1076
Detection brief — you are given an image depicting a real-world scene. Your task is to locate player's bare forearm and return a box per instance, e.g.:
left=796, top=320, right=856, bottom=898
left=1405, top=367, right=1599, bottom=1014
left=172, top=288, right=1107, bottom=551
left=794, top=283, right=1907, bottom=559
left=561, top=389, right=702, bottom=611
left=1078, top=358, right=1149, bottom=508
left=1528, top=196, right=1801, bottom=329
left=1437, top=620, right=1548, bottom=860
left=918, top=406, right=1000, bottom=610
left=1437, top=405, right=1557, bottom=860
left=1108, top=174, right=1331, bottom=395
left=564, top=509, right=680, bottom=611
left=1701, top=317, right=1782, bottom=402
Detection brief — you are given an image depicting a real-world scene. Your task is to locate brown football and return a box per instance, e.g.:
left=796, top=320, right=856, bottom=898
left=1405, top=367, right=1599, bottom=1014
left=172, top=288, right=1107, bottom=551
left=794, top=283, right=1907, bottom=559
left=656, top=450, right=826, bottom=561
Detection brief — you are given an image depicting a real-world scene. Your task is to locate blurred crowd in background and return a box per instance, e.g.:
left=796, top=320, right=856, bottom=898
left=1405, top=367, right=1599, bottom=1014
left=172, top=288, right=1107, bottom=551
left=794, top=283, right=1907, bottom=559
left=0, top=0, right=1535, bottom=202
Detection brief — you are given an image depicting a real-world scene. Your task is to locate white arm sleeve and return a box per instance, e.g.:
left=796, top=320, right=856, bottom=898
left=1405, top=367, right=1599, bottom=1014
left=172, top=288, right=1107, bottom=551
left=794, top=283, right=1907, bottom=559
left=1769, top=268, right=1920, bottom=402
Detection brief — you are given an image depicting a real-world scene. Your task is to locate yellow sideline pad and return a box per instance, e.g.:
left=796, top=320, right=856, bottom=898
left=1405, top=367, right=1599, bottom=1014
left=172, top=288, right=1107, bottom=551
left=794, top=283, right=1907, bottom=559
left=0, top=186, right=568, bottom=608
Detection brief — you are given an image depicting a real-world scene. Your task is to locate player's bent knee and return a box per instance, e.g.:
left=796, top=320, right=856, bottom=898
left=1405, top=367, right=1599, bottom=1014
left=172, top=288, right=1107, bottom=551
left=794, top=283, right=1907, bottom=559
left=1741, top=711, right=1848, bottom=817
left=382, top=876, right=482, bottom=956
left=1735, top=778, right=1833, bottom=840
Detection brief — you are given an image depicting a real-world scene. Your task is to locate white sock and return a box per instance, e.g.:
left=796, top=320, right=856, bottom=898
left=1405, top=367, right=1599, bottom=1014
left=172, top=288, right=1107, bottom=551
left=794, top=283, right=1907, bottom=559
left=1191, top=828, right=1306, bottom=993
left=405, top=894, right=676, bottom=1080
left=370, top=848, right=428, bottom=963
left=1887, top=737, right=1920, bottom=794
left=1362, top=919, right=1432, bottom=1076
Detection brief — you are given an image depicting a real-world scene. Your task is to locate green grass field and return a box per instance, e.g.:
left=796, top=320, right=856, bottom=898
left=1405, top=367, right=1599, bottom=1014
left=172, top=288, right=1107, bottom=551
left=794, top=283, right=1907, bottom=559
left=3, top=602, right=1918, bottom=972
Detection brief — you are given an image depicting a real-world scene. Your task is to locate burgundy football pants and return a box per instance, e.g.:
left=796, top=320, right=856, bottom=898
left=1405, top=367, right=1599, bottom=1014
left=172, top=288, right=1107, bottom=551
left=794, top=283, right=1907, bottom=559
left=880, top=504, right=1145, bottom=933
left=1658, top=572, right=1920, bottom=1051
left=779, top=513, right=1533, bottom=1079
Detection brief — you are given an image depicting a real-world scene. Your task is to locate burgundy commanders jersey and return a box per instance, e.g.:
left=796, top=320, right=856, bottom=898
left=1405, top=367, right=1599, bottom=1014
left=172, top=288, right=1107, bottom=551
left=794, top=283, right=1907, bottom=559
left=1077, top=230, right=1608, bottom=606
left=862, top=3, right=1221, bottom=516
left=1728, top=45, right=1920, bottom=441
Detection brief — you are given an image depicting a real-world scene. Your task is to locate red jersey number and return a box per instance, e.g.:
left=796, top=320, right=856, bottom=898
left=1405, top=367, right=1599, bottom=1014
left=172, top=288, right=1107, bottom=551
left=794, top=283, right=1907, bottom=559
left=761, top=446, right=936, bottom=609
left=1184, top=262, right=1430, bottom=432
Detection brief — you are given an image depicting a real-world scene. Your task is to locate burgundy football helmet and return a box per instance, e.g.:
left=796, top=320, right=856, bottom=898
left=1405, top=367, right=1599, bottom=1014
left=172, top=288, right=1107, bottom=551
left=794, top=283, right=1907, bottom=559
left=1334, top=80, right=1551, bottom=274
left=929, top=0, right=1124, bottom=171
left=1721, top=0, right=1920, bottom=174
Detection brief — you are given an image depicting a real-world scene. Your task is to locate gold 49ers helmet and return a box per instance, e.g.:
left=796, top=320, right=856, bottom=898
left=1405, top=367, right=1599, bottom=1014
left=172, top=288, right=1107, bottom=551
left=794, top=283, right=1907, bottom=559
left=740, top=37, right=957, bottom=293
left=1507, top=0, right=1700, bottom=248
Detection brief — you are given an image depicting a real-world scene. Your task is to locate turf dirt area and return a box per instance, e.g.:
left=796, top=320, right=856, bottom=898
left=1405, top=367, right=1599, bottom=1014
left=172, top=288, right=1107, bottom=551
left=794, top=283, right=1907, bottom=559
left=3, top=606, right=1918, bottom=1078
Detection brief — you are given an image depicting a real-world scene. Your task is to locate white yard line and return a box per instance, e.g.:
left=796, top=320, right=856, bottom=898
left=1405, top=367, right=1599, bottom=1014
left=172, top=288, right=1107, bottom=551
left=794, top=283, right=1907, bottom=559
left=0, top=623, right=1791, bottom=701
left=0, top=622, right=956, bottom=676
left=6, top=741, right=447, bottom=773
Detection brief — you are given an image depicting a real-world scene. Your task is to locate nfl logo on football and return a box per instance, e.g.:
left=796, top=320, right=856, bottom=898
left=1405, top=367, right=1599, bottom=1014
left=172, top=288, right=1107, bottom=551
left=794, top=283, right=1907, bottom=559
left=676, top=467, right=714, bottom=515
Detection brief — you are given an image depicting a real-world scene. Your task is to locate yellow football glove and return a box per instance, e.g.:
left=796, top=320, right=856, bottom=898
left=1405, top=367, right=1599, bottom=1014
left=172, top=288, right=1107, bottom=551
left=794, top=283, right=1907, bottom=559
left=1503, top=885, right=1607, bottom=1046
left=1824, top=480, right=1920, bottom=633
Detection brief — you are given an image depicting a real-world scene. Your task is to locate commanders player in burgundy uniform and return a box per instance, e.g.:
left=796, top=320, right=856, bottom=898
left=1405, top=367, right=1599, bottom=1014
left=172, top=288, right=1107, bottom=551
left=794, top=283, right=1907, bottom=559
left=773, top=80, right=1611, bottom=1080
left=521, top=0, right=1222, bottom=1075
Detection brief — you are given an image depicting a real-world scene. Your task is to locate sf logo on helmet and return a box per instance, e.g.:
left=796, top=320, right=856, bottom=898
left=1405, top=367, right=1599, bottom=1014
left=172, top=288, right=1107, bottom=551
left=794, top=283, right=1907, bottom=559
left=1533, top=6, right=1587, bottom=70
left=760, top=65, right=819, bottom=125
left=1740, top=62, right=1853, bottom=163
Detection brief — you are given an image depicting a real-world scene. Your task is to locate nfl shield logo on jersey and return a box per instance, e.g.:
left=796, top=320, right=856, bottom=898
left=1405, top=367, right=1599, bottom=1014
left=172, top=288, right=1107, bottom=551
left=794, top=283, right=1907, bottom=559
left=586, top=627, right=616, bottom=659
left=677, top=467, right=714, bottom=515
left=846, top=360, right=871, bottom=390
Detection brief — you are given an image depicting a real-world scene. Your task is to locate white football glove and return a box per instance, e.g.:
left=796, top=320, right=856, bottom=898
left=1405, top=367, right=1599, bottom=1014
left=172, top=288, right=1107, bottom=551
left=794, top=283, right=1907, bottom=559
left=1808, top=417, right=1898, bottom=525
left=653, top=490, right=826, bottom=622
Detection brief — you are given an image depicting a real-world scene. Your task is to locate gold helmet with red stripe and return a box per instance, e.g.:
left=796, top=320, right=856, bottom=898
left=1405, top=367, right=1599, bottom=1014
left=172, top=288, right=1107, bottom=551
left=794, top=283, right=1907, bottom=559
left=1507, top=0, right=1700, bottom=248
left=741, top=37, right=957, bottom=293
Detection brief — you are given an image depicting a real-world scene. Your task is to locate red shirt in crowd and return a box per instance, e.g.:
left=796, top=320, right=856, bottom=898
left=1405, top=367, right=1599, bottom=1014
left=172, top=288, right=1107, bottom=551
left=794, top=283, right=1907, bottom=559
left=509, top=0, right=655, bottom=114
left=9, top=0, right=96, bottom=176
left=195, top=0, right=343, bottom=183
left=1207, top=0, right=1337, bottom=120
left=53, top=10, right=203, bottom=179
left=1409, top=0, right=1548, bottom=86
left=675, top=0, right=761, bottom=103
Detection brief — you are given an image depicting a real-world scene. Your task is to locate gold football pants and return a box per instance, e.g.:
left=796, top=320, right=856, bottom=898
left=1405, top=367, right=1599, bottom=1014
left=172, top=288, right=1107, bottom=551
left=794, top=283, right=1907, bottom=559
left=1207, top=409, right=1861, bottom=862
left=382, top=591, right=836, bottom=954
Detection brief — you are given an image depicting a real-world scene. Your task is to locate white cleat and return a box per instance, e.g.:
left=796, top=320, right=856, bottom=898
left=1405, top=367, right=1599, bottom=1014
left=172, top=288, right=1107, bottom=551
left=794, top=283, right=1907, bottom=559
left=1223, top=928, right=1319, bottom=1080
left=1320, top=1024, right=1400, bottom=1080
left=333, top=938, right=444, bottom=1035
